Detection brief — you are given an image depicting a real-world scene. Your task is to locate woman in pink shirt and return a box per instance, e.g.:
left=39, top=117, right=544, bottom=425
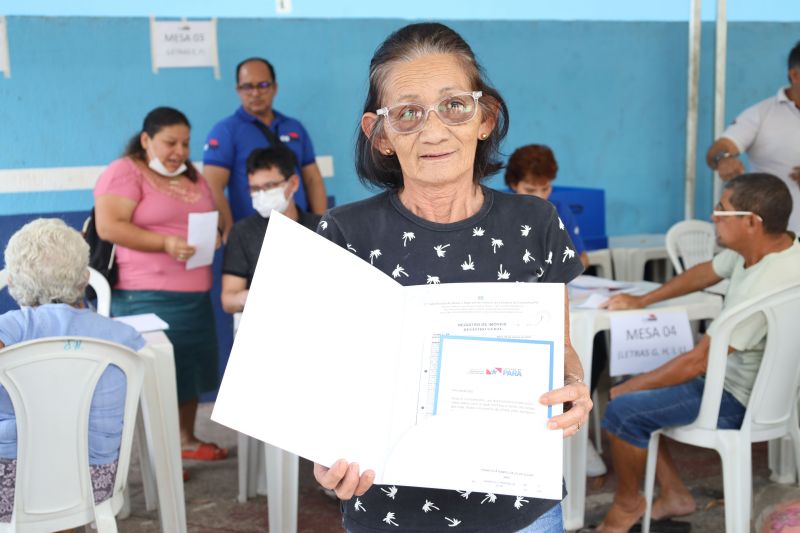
left=94, top=107, right=227, bottom=462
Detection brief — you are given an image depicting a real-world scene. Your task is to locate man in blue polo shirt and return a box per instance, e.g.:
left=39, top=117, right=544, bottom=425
left=203, top=57, right=328, bottom=236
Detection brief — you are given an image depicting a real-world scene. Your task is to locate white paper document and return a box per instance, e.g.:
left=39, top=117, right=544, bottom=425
left=609, top=310, right=694, bottom=376
left=113, top=313, right=169, bottom=333
left=569, top=275, right=632, bottom=291
left=186, top=211, right=218, bottom=270
left=212, top=212, right=566, bottom=498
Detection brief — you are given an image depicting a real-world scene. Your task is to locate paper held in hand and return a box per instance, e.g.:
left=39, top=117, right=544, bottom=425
left=211, top=212, right=567, bottom=498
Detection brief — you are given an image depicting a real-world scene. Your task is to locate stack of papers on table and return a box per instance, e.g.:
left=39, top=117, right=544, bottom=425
left=212, top=212, right=567, bottom=498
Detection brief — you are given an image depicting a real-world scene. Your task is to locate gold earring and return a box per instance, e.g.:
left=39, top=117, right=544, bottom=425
left=479, top=133, right=488, bottom=140
left=385, top=149, right=394, bottom=155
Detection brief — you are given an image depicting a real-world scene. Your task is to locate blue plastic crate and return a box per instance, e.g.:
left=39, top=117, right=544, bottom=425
left=549, top=185, right=607, bottom=250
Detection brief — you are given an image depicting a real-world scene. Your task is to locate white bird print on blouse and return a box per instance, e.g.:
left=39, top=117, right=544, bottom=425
left=381, top=486, right=398, bottom=499
left=472, top=227, right=485, bottom=237
left=318, top=220, right=328, bottom=231
left=513, top=496, right=530, bottom=509
left=354, top=498, right=365, bottom=512
left=522, top=249, right=533, bottom=264
left=497, top=264, right=510, bottom=280
left=383, top=512, right=399, bottom=526
left=434, top=244, right=450, bottom=258
left=426, top=275, right=441, bottom=285
left=536, top=266, right=545, bottom=278
left=392, top=265, right=409, bottom=279
left=562, top=246, right=575, bottom=262
left=461, top=255, right=475, bottom=271
left=402, top=232, right=416, bottom=247
left=422, top=500, right=440, bottom=513
left=456, top=490, right=472, bottom=499
left=490, top=238, right=504, bottom=254
left=445, top=517, right=462, bottom=527
left=545, top=251, right=553, bottom=264
left=558, top=217, right=565, bottom=230
left=346, top=243, right=357, bottom=253
left=520, top=224, right=531, bottom=237
left=369, top=249, right=382, bottom=265
left=481, top=493, right=497, bottom=504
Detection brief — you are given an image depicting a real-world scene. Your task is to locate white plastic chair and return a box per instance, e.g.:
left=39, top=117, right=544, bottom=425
left=0, top=268, right=111, bottom=318
left=666, top=220, right=728, bottom=295
left=0, top=337, right=145, bottom=532
left=233, top=312, right=299, bottom=533
left=642, top=281, right=800, bottom=533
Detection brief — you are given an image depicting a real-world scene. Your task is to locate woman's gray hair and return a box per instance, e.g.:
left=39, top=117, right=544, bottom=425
left=4, top=218, right=90, bottom=307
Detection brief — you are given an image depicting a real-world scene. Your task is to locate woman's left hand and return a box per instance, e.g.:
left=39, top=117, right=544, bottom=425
left=539, top=376, right=592, bottom=439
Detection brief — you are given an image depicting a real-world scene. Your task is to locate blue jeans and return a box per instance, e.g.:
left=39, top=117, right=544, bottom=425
left=602, top=377, right=746, bottom=448
left=514, top=503, right=563, bottom=532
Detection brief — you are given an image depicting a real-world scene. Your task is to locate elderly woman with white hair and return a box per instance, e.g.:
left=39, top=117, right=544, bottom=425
left=0, top=218, right=144, bottom=522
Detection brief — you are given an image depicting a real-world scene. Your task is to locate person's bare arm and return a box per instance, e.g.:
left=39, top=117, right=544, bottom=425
left=579, top=251, right=590, bottom=270
left=300, top=162, right=328, bottom=215
left=706, top=137, right=745, bottom=181
left=221, top=274, right=249, bottom=314
left=539, top=287, right=592, bottom=438
left=204, top=164, right=234, bottom=240
left=95, top=194, right=195, bottom=260
left=605, top=261, right=722, bottom=310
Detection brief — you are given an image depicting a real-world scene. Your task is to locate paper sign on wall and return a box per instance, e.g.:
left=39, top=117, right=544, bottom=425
left=150, top=17, right=220, bottom=79
left=0, top=17, right=10, bottom=78
left=609, top=310, right=694, bottom=376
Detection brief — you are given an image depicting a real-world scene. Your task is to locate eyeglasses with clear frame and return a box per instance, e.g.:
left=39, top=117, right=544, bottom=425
left=376, top=91, right=483, bottom=134
left=712, top=202, right=763, bottom=222
left=237, top=81, right=273, bottom=93
left=249, top=179, right=287, bottom=194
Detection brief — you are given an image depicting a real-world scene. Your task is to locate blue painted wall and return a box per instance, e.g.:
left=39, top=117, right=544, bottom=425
left=1, top=17, right=797, bottom=230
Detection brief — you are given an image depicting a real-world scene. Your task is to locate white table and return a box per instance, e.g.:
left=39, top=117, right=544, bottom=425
left=136, top=331, right=188, bottom=533
left=561, top=283, right=723, bottom=530
left=608, top=234, right=670, bottom=282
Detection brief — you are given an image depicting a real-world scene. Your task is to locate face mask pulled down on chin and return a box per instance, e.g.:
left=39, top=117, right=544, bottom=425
left=252, top=187, right=289, bottom=218
left=148, top=156, right=188, bottom=178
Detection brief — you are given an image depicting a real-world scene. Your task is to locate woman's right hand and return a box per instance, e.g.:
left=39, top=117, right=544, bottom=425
left=314, top=460, right=375, bottom=500
left=164, top=235, right=196, bottom=262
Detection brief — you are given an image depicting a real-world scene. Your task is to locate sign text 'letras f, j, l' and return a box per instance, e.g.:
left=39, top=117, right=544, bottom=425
left=609, top=310, right=694, bottom=376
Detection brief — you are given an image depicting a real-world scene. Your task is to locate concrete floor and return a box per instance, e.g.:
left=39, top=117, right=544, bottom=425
left=116, top=403, right=800, bottom=532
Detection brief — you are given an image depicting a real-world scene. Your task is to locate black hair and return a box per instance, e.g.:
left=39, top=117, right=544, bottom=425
left=236, top=57, right=276, bottom=85
left=246, top=146, right=297, bottom=180
left=725, top=173, right=792, bottom=235
left=789, top=41, right=800, bottom=71
left=123, top=106, right=197, bottom=182
left=355, top=22, right=509, bottom=190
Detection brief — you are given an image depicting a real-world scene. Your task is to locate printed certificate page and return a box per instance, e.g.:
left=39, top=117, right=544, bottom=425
left=381, top=282, right=564, bottom=499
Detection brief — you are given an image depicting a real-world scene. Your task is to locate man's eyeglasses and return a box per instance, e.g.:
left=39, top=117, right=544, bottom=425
left=712, top=203, right=763, bottom=222
left=376, top=91, right=482, bottom=134
left=237, top=81, right=273, bottom=93
left=249, top=180, right=286, bottom=193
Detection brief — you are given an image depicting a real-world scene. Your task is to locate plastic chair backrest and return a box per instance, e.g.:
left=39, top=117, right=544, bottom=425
left=0, top=337, right=144, bottom=532
left=694, top=281, right=800, bottom=433
left=665, top=220, right=716, bottom=274
left=0, top=268, right=110, bottom=318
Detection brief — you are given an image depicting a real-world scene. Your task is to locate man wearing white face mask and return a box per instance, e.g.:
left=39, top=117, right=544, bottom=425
left=221, top=147, right=321, bottom=313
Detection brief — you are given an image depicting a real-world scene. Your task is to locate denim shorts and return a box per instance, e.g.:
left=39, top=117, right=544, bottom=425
left=602, top=377, right=746, bottom=448
left=514, top=502, right=563, bottom=532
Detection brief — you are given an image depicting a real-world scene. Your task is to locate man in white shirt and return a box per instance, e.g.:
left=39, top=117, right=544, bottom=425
left=596, top=174, right=799, bottom=532
left=706, top=41, right=800, bottom=233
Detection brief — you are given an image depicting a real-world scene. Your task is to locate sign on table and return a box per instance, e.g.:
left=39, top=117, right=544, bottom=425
left=609, top=310, right=694, bottom=376
left=149, top=18, right=220, bottom=78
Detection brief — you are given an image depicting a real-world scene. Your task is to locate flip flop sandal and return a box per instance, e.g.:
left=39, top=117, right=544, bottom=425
left=181, top=442, right=229, bottom=461
left=630, top=519, right=692, bottom=533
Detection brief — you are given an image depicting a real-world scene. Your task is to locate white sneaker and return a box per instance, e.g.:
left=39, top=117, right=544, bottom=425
left=586, top=442, right=607, bottom=477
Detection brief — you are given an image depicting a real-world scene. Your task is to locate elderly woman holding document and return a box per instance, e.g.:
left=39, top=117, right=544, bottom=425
left=314, top=23, right=589, bottom=533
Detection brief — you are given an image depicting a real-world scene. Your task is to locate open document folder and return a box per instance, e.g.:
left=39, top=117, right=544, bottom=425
left=212, top=212, right=566, bottom=498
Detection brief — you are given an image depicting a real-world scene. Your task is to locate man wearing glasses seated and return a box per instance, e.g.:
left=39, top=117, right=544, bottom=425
left=220, top=146, right=320, bottom=314
left=203, top=57, right=328, bottom=238
left=595, top=173, right=799, bottom=532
